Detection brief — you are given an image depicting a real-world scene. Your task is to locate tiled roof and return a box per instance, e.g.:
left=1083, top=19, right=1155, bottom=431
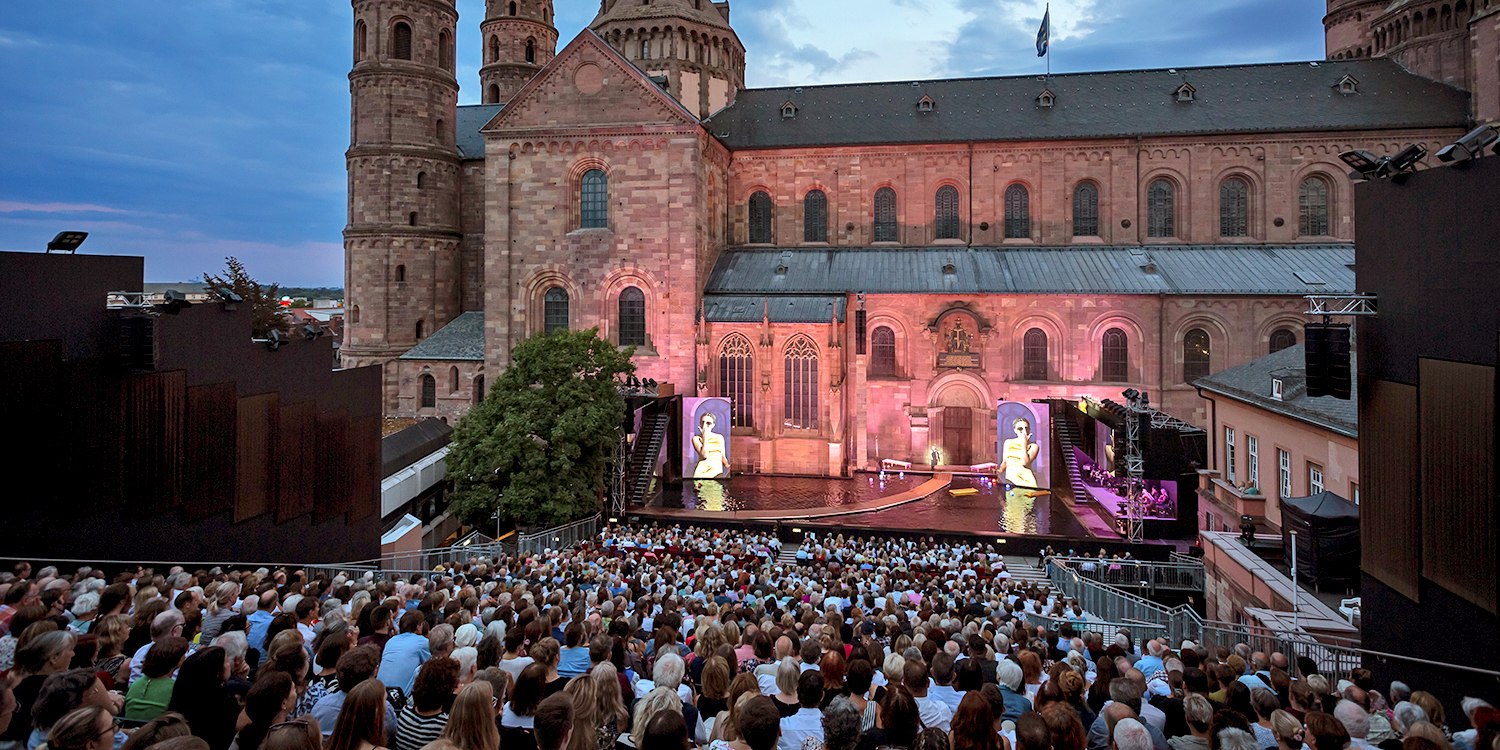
left=705, top=245, right=1355, bottom=296
left=456, top=104, right=503, bottom=160
left=704, top=295, right=846, bottom=323
left=1195, top=344, right=1358, bottom=437
left=399, top=311, right=485, bottom=361
left=706, top=59, right=1468, bottom=149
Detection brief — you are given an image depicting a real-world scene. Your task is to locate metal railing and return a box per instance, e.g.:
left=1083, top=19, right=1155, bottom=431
left=1050, top=556, right=1205, bottom=593
left=517, top=514, right=601, bottom=557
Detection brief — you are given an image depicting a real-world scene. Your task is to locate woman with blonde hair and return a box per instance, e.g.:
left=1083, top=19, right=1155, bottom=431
left=709, top=673, right=760, bottom=743
left=564, top=672, right=599, bottom=750
left=437, top=682, right=499, bottom=750
left=772, top=658, right=800, bottom=717
left=90, top=614, right=133, bottom=688
left=631, top=688, right=684, bottom=750
left=41, top=706, right=116, bottom=750
left=591, top=663, right=630, bottom=749
left=1409, top=694, right=1451, bottom=740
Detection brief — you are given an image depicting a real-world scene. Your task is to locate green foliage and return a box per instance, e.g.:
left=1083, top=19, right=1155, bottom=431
left=447, top=328, right=634, bottom=528
left=202, top=256, right=290, bottom=338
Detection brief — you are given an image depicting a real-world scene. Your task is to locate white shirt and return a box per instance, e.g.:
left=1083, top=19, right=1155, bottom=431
left=778, top=708, right=824, bottom=750
left=127, top=641, right=153, bottom=685
left=915, top=695, right=953, bottom=732
left=1140, top=700, right=1167, bottom=731
left=497, top=655, right=533, bottom=680
left=929, top=684, right=965, bottom=714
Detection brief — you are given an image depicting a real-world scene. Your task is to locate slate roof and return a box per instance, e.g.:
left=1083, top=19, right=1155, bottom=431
left=704, top=295, right=846, bottom=323
left=705, top=59, right=1469, bottom=150
left=456, top=104, right=503, bottom=160
left=705, top=245, right=1355, bottom=296
left=399, top=311, right=486, bottom=361
left=1195, top=344, right=1358, bottom=437
left=382, top=418, right=453, bottom=478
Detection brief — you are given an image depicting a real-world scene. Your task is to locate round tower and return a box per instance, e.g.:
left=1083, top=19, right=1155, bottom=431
left=590, top=0, right=746, bottom=119
left=344, top=0, right=464, bottom=390
left=479, top=0, right=559, bottom=103
left=1324, top=0, right=1385, bottom=59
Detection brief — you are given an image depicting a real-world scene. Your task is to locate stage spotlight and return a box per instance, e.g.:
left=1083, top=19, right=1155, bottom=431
left=265, top=329, right=285, bottom=352
left=46, top=231, right=89, bottom=254
left=1435, top=123, right=1498, bottom=163
left=302, top=323, right=325, bottom=339
left=1122, top=388, right=1141, bottom=401
left=1338, top=149, right=1383, bottom=177
left=159, top=289, right=191, bottom=314
left=1383, top=143, right=1427, bottom=180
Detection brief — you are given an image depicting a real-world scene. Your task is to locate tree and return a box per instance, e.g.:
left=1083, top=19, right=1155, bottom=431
left=202, top=256, right=289, bottom=338
left=447, top=328, right=634, bottom=528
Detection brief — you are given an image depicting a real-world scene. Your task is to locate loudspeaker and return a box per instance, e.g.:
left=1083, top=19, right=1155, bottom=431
left=1305, top=324, right=1330, bottom=397
left=1326, top=323, right=1351, bottom=400
left=1304, top=323, right=1351, bottom=399
left=855, top=309, right=867, bottom=355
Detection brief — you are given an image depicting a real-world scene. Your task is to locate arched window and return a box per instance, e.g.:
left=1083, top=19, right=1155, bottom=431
left=871, top=326, right=897, bottom=377
left=783, top=337, right=820, bottom=430
left=1102, top=328, right=1129, bottom=382
left=748, top=191, right=773, bottom=244
left=580, top=169, right=608, bottom=229
left=525, top=38, right=536, bottom=64
left=355, top=20, right=368, bottom=62
left=391, top=22, right=412, bottom=61
left=1147, top=179, right=1175, bottom=238
left=435, top=118, right=445, bottom=142
left=873, top=187, right=898, bottom=242
left=1299, top=176, right=1330, bottom=236
left=934, top=185, right=960, bottom=240
left=449, top=366, right=460, bottom=393
left=351, top=305, right=360, bottom=324
left=395, top=264, right=406, bottom=283
left=543, top=287, right=569, bottom=333
left=640, top=39, right=650, bottom=59
left=1183, top=328, right=1211, bottom=382
left=1004, top=184, right=1030, bottom=239
left=438, top=29, right=454, bottom=71
left=618, top=286, right=646, bottom=346
left=803, top=189, right=828, bottom=243
left=416, top=172, right=426, bottom=189
left=473, top=375, right=485, bottom=405
left=408, top=212, right=418, bottom=226
left=1023, top=328, right=1048, bottom=381
left=489, top=35, right=500, bottom=63
left=415, top=319, right=425, bottom=339
left=509, top=1, right=517, bottom=15
left=1269, top=327, right=1297, bottom=353
left=1219, top=177, right=1249, bottom=237
left=486, top=84, right=501, bottom=104
left=420, top=374, right=436, bottom=408
left=1073, top=183, right=1099, bottom=237
left=719, top=336, right=755, bottom=428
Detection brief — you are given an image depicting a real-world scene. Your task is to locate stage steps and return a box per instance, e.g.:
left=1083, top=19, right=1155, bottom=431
left=1000, top=555, right=1051, bottom=585
left=627, top=414, right=670, bottom=506
left=775, top=543, right=800, bottom=566
left=1052, top=413, right=1092, bottom=505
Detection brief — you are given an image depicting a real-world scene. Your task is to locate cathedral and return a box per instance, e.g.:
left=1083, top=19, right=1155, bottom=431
left=343, top=0, right=1495, bottom=477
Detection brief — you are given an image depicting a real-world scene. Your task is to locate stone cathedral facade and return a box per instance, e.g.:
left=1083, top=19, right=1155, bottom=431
left=343, top=0, right=1492, bottom=477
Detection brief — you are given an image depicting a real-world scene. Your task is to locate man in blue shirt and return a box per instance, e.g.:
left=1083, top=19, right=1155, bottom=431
left=244, top=591, right=277, bottom=659
left=313, top=645, right=397, bottom=745
left=377, top=609, right=431, bottom=702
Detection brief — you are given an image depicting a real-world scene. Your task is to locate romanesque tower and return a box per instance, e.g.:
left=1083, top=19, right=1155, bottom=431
left=480, top=0, right=559, bottom=103
left=344, top=0, right=464, bottom=405
left=1324, top=0, right=1386, bottom=59
left=589, top=0, right=746, bottom=119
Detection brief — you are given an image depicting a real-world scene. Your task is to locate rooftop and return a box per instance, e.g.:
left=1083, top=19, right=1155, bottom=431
left=1195, top=343, right=1358, bottom=437
left=399, top=311, right=486, bottom=361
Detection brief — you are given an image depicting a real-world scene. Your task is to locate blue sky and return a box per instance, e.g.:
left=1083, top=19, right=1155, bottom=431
left=0, top=0, right=1326, bottom=286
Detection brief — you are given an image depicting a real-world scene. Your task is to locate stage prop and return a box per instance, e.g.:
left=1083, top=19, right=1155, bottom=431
left=996, top=401, right=1051, bottom=489
left=683, top=397, right=732, bottom=479
left=1062, top=396, right=1205, bottom=540
left=1281, top=491, right=1360, bottom=587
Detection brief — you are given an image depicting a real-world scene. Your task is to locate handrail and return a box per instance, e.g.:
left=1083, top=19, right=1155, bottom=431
left=517, top=514, right=601, bottom=557
left=1050, top=555, right=1205, bottom=592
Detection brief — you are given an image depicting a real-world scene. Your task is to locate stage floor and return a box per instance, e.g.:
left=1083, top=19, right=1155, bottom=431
left=640, top=473, right=1092, bottom=538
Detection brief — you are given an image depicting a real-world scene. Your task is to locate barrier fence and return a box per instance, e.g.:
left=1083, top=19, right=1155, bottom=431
left=1049, top=555, right=1205, bottom=592
left=517, top=514, right=601, bottom=557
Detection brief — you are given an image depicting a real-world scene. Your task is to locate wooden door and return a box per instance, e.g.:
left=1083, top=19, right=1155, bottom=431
left=944, top=406, right=972, bottom=466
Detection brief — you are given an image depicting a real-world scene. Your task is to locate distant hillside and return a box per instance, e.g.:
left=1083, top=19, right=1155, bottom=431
left=280, top=287, right=344, bottom=300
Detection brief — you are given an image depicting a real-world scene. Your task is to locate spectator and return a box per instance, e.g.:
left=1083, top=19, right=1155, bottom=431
left=394, top=658, right=457, bottom=750
left=118, top=713, right=192, bottom=750
left=231, top=673, right=296, bottom=750
left=1170, top=695, right=1214, bottom=750
left=169, top=648, right=242, bottom=750
left=324, top=681, right=388, bottom=750
left=994, top=661, right=1029, bottom=724
left=1117, top=719, right=1154, bottom=750
left=780, top=672, right=826, bottom=750
left=1305, top=713, right=1351, bottom=750
left=773, top=659, right=803, bottom=717
left=129, top=613, right=185, bottom=688
left=31, top=670, right=120, bottom=750
left=5, top=631, right=78, bottom=748
left=310, top=647, right=395, bottom=744
left=125, top=638, right=188, bottom=722
left=861, top=686, right=920, bottom=750
left=590, top=663, right=630, bottom=749
left=376, top=612, right=431, bottom=707
left=719, top=696, right=781, bottom=750
left=907, top=660, right=953, bottom=733
left=501, top=663, right=546, bottom=750
left=41, top=706, right=115, bottom=750
left=534, top=694, right=574, bottom=750
left=1042, top=702, right=1090, bottom=750
left=89, top=616, right=132, bottom=690
left=948, top=692, right=998, bottom=750
left=436, top=682, right=498, bottom=750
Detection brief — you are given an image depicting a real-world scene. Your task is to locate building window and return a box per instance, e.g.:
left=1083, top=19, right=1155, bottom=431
left=1102, top=327, right=1128, bottom=382
left=355, top=20, right=368, bottom=62
left=873, top=187, right=897, bottom=242
left=871, top=326, right=896, bottom=377
left=544, top=287, right=569, bottom=333
left=1004, top=184, right=1030, bottom=239
left=783, top=337, right=820, bottom=430
left=509, top=1, right=517, bottom=14
left=1183, top=328, right=1211, bottom=382
left=719, top=335, right=755, bottom=428
left=1246, top=435, right=1259, bottom=489
left=439, top=29, right=454, bottom=71
left=474, top=375, right=485, bottom=405
left=415, top=319, right=424, bottom=339
left=618, top=286, right=646, bottom=347
left=640, top=39, right=650, bottom=59
left=395, top=264, right=406, bottom=283
left=1351, top=482, right=1359, bottom=505
left=351, top=305, right=360, bottom=324
left=449, top=366, right=460, bottom=393
left=1299, top=176, right=1331, bottom=236
left=1219, top=177, right=1249, bottom=237
left=934, top=185, right=960, bottom=240
left=748, top=191, right=773, bottom=244
left=526, top=38, right=536, bottom=64
left=1269, top=327, right=1297, bottom=353
left=488, top=35, right=499, bottom=63
left=580, top=169, right=608, bottom=229
left=1073, top=183, right=1099, bottom=237
left=420, top=373, right=436, bottom=408
left=1278, top=449, right=1292, bottom=499
left=1146, top=179, right=1175, bottom=238
left=1023, top=328, right=1048, bottom=380
left=1308, top=463, right=1324, bottom=494
left=803, top=189, right=828, bottom=243
left=486, top=84, right=501, bottom=104
left=391, top=22, right=413, bottom=61
left=1224, top=427, right=1237, bottom=484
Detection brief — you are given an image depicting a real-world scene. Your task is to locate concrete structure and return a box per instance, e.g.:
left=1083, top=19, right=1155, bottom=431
left=343, top=0, right=1494, bottom=478
left=1195, top=344, right=1359, bottom=533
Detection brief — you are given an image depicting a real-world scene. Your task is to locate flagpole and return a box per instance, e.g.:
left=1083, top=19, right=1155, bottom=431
left=1046, top=3, right=1051, bottom=82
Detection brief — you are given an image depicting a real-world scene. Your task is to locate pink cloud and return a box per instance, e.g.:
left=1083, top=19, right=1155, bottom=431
left=0, top=201, right=133, bottom=215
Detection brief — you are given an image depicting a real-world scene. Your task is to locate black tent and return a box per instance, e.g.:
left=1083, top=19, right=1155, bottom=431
left=1281, top=491, right=1360, bottom=587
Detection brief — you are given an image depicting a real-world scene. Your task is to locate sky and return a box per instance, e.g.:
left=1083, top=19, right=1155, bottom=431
left=0, top=1, right=1326, bottom=286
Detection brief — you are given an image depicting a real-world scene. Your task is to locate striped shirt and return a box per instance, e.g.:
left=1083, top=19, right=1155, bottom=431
left=395, top=706, right=448, bottom=750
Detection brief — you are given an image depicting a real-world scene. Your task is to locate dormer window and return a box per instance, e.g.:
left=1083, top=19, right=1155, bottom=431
left=1272, top=378, right=1284, bottom=400
left=1175, top=83, right=1196, bottom=102
left=917, top=95, right=935, bottom=113
left=1037, top=88, right=1056, bottom=108
left=1336, top=74, right=1359, bottom=94
left=780, top=101, right=798, bottom=119
left=942, top=263, right=957, bottom=275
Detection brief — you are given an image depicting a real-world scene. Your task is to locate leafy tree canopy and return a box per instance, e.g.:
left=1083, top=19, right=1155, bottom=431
left=447, top=328, right=634, bottom=528
left=202, top=256, right=290, bottom=338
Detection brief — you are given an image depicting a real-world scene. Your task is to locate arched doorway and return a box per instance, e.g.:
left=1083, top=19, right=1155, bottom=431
left=929, top=373, right=991, bottom=467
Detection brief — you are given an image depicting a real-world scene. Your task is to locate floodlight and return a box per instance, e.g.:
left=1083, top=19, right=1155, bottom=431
left=160, top=289, right=191, bottom=314
left=265, top=329, right=285, bottom=352
left=1435, top=123, right=1498, bottom=163
left=1338, top=149, right=1382, bottom=176
left=46, top=231, right=89, bottom=254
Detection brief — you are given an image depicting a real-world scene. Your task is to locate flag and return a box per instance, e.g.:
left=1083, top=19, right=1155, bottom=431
left=1036, top=5, right=1050, bottom=57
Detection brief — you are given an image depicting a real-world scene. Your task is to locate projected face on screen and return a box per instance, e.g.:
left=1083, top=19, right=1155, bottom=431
left=996, top=402, right=1050, bottom=490
left=685, top=397, right=731, bottom=479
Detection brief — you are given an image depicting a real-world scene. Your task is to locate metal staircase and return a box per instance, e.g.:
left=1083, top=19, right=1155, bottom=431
left=627, top=413, right=670, bottom=506
left=1052, top=411, right=1091, bottom=505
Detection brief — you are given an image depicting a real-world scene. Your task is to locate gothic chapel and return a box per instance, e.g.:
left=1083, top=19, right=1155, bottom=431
left=343, top=0, right=1496, bottom=477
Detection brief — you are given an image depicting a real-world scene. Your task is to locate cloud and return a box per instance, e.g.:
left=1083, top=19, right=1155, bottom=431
left=741, top=0, right=979, bottom=86
left=0, top=201, right=134, bottom=215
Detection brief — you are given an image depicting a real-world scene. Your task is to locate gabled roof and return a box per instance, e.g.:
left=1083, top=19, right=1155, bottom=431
left=705, top=59, right=1468, bottom=150
left=705, top=245, right=1356, bottom=296
left=399, top=311, right=485, bottom=361
left=1195, top=344, right=1358, bottom=437
left=456, top=104, right=503, bottom=160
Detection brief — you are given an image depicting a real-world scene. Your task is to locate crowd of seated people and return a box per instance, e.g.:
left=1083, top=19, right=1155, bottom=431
left=0, top=524, right=1492, bottom=750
